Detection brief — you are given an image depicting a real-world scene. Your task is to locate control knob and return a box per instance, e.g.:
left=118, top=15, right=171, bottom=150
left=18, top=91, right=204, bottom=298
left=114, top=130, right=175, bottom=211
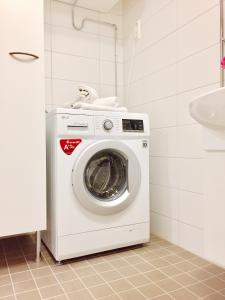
left=103, top=119, right=113, bottom=130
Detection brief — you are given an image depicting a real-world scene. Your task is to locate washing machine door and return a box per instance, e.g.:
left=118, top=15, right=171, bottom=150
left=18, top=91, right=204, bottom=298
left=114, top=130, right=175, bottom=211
left=72, top=140, right=141, bottom=215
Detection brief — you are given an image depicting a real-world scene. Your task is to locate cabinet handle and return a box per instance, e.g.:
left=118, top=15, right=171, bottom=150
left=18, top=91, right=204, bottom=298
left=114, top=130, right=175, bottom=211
left=9, top=52, right=39, bottom=60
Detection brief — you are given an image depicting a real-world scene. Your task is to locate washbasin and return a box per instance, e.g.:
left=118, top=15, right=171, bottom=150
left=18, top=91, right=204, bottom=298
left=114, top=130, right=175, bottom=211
left=189, top=87, right=225, bottom=129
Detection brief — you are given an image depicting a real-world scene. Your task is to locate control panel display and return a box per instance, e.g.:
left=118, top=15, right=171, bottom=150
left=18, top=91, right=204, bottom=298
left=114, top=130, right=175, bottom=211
left=122, top=119, right=144, bottom=132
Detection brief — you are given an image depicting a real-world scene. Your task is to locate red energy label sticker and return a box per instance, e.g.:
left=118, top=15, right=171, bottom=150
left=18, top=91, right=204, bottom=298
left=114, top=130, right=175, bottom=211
left=60, top=139, right=82, bottom=155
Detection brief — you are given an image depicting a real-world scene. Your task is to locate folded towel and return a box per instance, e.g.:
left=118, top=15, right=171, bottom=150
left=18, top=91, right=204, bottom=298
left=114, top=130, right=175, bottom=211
left=93, top=97, right=119, bottom=107
left=70, top=102, right=127, bottom=112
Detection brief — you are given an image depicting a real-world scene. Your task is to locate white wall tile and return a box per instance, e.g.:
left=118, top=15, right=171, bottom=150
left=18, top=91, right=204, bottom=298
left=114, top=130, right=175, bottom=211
left=52, top=26, right=99, bottom=59
left=178, top=191, right=204, bottom=228
left=178, top=158, right=203, bottom=193
left=177, top=0, right=218, bottom=27
left=178, top=222, right=204, bottom=256
left=151, top=212, right=178, bottom=244
left=177, top=44, right=220, bottom=93
left=150, top=157, right=179, bottom=188
left=150, top=184, right=178, bottom=219
left=177, top=125, right=203, bottom=158
left=148, top=96, right=177, bottom=129
left=150, top=127, right=177, bottom=157
left=100, top=61, right=123, bottom=86
left=52, top=52, right=99, bottom=83
left=177, top=6, right=219, bottom=61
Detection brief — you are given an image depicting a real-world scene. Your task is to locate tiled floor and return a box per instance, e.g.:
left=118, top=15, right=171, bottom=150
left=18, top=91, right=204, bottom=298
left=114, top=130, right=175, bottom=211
left=0, top=235, right=224, bottom=300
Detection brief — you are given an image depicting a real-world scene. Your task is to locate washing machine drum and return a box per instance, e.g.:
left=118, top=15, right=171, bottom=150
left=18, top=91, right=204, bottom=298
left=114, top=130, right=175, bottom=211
left=84, top=150, right=127, bottom=201
left=72, top=141, right=141, bottom=215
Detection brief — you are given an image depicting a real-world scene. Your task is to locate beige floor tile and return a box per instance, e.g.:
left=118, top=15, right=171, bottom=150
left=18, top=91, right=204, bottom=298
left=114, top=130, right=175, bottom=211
left=163, top=254, right=184, bottom=264
left=177, top=251, right=196, bottom=260
left=188, top=267, right=212, bottom=280
left=51, top=264, right=71, bottom=274
left=68, top=289, right=94, bottom=300
left=124, top=255, right=144, bottom=265
left=204, top=264, right=225, bottom=275
left=39, top=284, right=64, bottom=299
left=218, top=272, right=225, bottom=281
left=152, top=295, right=173, bottom=300
left=61, top=279, right=84, bottom=293
left=0, top=296, right=16, bottom=300
left=31, top=267, right=52, bottom=278
left=150, top=259, right=171, bottom=269
left=0, top=284, right=13, bottom=297
left=89, top=283, right=114, bottom=299
left=14, top=279, right=36, bottom=294
left=188, top=282, right=214, bottom=297
left=169, top=288, right=198, bottom=300
left=74, top=266, right=96, bottom=278
left=109, top=278, right=133, bottom=293
left=204, top=293, right=225, bottom=300
left=0, top=275, right=11, bottom=286
left=144, top=270, right=167, bottom=282
left=11, top=271, right=32, bottom=283
left=100, top=270, right=122, bottom=282
left=173, top=273, right=197, bottom=286
left=55, top=270, right=77, bottom=283
left=135, top=262, right=155, bottom=272
left=110, top=259, right=129, bottom=269
left=189, top=256, right=210, bottom=267
left=118, top=265, right=139, bottom=277
left=100, top=294, right=120, bottom=300
left=203, top=276, right=225, bottom=290
left=49, top=295, right=68, bottom=300
left=0, top=260, right=9, bottom=277
left=16, top=290, right=41, bottom=300
left=119, top=288, right=145, bottom=300
left=157, top=278, right=181, bottom=293
left=35, top=275, right=58, bottom=288
left=175, top=261, right=197, bottom=272
left=138, top=283, right=165, bottom=298
left=152, top=249, right=172, bottom=258
left=127, top=274, right=150, bottom=287
left=81, top=274, right=104, bottom=288
left=160, top=265, right=182, bottom=276
left=93, top=262, right=113, bottom=273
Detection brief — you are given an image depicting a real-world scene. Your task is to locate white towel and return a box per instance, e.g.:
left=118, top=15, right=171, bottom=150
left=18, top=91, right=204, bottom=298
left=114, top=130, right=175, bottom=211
left=71, top=102, right=127, bottom=112
left=93, top=97, right=119, bottom=107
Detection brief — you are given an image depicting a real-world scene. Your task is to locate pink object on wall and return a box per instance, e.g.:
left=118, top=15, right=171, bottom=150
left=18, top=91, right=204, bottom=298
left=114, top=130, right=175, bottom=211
left=221, top=56, right=225, bottom=69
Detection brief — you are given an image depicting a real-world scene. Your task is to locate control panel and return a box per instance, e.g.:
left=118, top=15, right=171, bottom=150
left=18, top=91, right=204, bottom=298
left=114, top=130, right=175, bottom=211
left=122, top=119, right=144, bottom=132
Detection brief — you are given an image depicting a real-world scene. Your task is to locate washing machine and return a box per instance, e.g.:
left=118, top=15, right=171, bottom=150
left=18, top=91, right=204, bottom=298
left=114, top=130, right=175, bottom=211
left=42, top=108, right=150, bottom=263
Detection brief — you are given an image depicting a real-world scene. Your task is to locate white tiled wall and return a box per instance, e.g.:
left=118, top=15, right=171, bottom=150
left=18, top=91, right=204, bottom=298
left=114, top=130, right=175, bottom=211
left=123, top=0, right=220, bottom=256
left=44, top=0, right=123, bottom=110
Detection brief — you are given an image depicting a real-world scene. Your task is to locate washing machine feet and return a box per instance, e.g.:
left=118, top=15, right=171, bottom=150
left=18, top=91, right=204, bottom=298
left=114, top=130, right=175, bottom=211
left=56, top=261, right=63, bottom=266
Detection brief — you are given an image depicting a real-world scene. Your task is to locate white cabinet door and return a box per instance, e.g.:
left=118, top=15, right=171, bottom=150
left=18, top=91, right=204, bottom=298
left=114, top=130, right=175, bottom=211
left=0, top=0, right=46, bottom=236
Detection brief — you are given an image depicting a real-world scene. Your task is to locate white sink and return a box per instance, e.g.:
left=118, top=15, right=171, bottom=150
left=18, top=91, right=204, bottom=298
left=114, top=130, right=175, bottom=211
left=189, top=87, right=225, bottom=129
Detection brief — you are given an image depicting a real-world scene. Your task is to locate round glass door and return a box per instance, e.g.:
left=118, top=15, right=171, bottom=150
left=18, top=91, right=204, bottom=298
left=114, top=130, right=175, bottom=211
left=72, top=140, right=141, bottom=215
left=84, top=150, right=127, bottom=201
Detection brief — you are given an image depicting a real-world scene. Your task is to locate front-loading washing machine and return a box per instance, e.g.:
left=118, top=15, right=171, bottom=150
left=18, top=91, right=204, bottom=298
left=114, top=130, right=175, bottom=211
left=42, top=108, right=150, bottom=263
